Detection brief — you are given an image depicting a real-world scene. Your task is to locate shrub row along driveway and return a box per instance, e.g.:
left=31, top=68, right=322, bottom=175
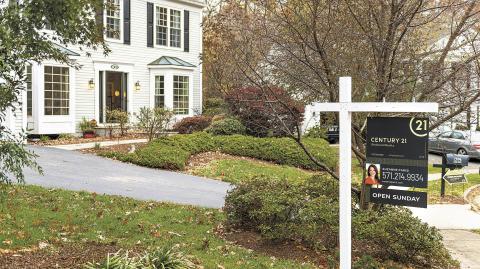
left=22, top=146, right=232, bottom=208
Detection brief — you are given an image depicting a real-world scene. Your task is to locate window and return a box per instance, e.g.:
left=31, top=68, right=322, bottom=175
left=155, top=75, right=165, bottom=108
left=156, top=7, right=168, bottom=46
left=44, top=66, right=69, bottom=116
left=154, top=6, right=181, bottom=48
left=170, top=9, right=181, bottom=48
left=106, top=0, right=121, bottom=39
left=173, top=75, right=189, bottom=115
left=26, top=65, right=32, bottom=116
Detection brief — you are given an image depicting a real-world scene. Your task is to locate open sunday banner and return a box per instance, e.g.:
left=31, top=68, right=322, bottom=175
left=365, top=117, right=428, bottom=208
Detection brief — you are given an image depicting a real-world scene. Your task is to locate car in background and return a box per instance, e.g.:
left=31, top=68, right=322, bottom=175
left=326, top=125, right=339, bottom=144
left=428, top=130, right=480, bottom=159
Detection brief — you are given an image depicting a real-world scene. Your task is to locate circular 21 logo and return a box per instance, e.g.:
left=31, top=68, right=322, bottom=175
left=409, top=117, right=428, bottom=137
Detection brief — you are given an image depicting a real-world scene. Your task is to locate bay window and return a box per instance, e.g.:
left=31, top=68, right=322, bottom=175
left=155, top=75, right=165, bottom=108
left=173, top=75, right=189, bottom=115
left=44, top=66, right=69, bottom=116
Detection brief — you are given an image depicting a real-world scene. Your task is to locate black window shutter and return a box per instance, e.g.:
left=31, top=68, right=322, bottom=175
left=95, top=2, right=104, bottom=41
left=184, top=10, right=190, bottom=52
left=123, top=0, right=131, bottom=44
left=147, top=2, right=154, bottom=47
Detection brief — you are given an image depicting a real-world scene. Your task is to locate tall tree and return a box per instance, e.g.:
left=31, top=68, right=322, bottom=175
left=0, top=0, right=109, bottom=186
left=206, top=0, right=480, bottom=187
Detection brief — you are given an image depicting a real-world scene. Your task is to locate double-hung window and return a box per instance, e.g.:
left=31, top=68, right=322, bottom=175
left=154, top=6, right=181, bottom=48
left=169, top=10, right=181, bottom=48
left=156, top=7, right=168, bottom=46
left=106, top=0, right=121, bottom=39
left=44, top=66, right=70, bottom=116
left=154, top=75, right=165, bottom=108
left=173, top=75, right=189, bottom=115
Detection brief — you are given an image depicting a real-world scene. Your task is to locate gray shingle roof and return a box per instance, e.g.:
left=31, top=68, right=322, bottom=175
left=53, top=43, right=80, bottom=57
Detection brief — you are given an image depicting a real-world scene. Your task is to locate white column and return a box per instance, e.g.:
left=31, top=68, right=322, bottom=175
left=339, top=77, right=352, bottom=269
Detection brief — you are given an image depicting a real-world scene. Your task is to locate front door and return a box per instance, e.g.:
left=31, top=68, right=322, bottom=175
left=99, top=71, right=128, bottom=123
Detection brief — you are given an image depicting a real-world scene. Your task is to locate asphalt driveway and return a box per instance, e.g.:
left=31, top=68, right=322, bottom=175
left=22, top=146, right=232, bottom=208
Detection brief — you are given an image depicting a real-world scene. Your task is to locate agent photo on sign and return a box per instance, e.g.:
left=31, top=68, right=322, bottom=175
left=364, top=163, right=381, bottom=186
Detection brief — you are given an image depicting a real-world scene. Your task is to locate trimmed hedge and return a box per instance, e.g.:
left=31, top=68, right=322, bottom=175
left=99, top=132, right=336, bottom=171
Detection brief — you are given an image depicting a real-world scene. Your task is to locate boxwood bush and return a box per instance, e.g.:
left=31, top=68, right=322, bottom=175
left=99, top=132, right=336, bottom=171
left=224, top=176, right=459, bottom=268
left=206, top=118, right=246, bottom=135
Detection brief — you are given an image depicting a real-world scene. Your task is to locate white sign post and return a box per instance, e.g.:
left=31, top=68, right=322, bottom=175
left=312, top=77, right=438, bottom=269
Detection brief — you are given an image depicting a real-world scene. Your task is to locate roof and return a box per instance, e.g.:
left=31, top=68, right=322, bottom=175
left=148, top=56, right=196, bottom=68
left=53, top=43, right=80, bottom=57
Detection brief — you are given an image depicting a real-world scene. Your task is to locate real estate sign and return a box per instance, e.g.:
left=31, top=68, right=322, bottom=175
left=366, top=117, right=429, bottom=208
left=366, top=117, right=429, bottom=188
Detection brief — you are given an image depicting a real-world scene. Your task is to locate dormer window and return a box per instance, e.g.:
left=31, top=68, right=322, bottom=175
left=106, top=0, right=121, bottom=40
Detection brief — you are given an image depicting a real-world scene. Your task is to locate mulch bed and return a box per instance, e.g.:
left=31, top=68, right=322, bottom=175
left=29, top=133, right=148, bottom=146
left=80, top=142, right=147, bottom=155
left=218, top=228, right=329, bottom=268
left=0, top=242, right=134, bottom=269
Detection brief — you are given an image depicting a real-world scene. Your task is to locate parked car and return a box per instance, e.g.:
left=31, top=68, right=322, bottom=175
left=326, top=125, right=339, bottom=144
left=428, top=130, right=480, bottom=159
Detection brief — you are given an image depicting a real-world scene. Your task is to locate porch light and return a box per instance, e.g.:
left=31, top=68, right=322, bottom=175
left=135, top=81, right=141, bottom=91
left=88, top=78, right=95, bottom=90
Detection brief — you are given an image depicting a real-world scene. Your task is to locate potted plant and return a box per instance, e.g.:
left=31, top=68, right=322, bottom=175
left=79, top=117, right=95, bottom=138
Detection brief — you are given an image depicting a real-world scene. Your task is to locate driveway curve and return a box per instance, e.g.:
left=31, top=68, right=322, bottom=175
left=23, top=146, right=232, bottom=208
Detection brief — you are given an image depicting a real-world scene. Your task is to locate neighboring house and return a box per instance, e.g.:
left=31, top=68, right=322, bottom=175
left=8, top=0, right=204, bottom=135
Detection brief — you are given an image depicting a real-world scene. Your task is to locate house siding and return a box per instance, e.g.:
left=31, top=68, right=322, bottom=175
left=9, top=0, right=203, bottom=135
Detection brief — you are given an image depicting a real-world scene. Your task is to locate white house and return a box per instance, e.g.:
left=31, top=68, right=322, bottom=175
left=7, top=0, right=204, bottom=136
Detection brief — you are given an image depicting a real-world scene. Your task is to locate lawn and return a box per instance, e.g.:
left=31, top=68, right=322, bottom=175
left=428, top=164, right=443, bottom=174
left=0, top=185, right=316, bottom=268
left=189, top=158, right=313, bottom=184
left=424, top=174, right=480, bottom=204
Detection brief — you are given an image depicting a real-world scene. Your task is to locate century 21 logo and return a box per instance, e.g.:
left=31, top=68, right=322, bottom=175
left=409, top=118, right=428, bottom=137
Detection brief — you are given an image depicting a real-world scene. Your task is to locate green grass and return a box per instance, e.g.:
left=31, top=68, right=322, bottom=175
left=428, top=164, right=443, bottom=174
left=190, top=159, right=313, bottom=184
left=0, top=185, right=315, bottom=268
left=424, top=174, right=480, bottom=204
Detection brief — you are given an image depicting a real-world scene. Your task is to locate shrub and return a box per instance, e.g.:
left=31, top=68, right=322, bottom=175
left=224, top=177, right=458, bottom=268
left=353, top=207, right=457, bottom=267
left=79, top=117, right=94, bottom=133
left=98, top=133, right=336, bottom=171
left=304, top=124, right=327, bottom=139
left=58, top=133, right=75, bottom=140
left=136, top=107, right=174, bottom=141
left=83, top=250, right=141, bottom=269
left=203, top=98, right=228, bottom=116
left=225, top=86, right=304, bottom=137
left=174, top=116, right=212, bottom=134
left=206, top=118, right=246, bottom=135
left=39, top=135, right=50, bottom=142
left=106, top=109, right=130, bottom=136
left=224, top=175, right=339, bottom=249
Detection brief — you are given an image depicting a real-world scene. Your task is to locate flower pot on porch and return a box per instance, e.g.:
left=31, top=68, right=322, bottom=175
left=83, top=130, right=95, bottom=139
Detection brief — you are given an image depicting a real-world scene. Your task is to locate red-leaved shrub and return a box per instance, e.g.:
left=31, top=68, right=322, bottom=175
left=225, top=87, right=304, bottom=137
left=174, top=116, right=212, bottom=134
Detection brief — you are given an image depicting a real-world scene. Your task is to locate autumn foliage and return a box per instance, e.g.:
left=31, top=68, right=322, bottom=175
left=225, top=87, right=304, bottom=137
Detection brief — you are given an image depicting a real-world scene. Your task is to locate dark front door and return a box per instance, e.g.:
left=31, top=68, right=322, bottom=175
left=106, top=71, right=127, bottom=112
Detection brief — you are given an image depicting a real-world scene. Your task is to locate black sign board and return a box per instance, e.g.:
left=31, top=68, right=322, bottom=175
left=444, top=174, right=467, bottom=185
left=366, top=117, right=429, bottom=188
left=370, top=188, right=427, bottom=208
